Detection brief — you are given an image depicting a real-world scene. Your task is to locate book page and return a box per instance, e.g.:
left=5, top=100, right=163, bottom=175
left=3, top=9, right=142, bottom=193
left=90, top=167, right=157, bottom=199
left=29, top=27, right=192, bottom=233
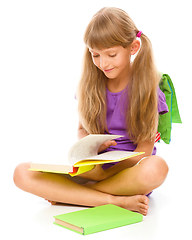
left=74, top=151, right=144, bottom=167
left=86, top=151, right=141, bottom=160
left=68, top=134, right=122, bottom=166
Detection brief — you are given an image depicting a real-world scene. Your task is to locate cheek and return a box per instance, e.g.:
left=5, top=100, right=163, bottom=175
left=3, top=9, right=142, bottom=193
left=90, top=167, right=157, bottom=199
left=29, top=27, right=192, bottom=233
left=116, top=55, right=129, bottom=69
left=92, top=57, right=100, bottom=68
left=116, top=55, right=124, bottom=66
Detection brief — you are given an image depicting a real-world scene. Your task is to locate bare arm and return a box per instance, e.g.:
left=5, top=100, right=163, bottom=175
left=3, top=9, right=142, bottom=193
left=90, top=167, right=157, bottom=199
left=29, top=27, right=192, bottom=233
left=77, top=122, right=89, bottom=140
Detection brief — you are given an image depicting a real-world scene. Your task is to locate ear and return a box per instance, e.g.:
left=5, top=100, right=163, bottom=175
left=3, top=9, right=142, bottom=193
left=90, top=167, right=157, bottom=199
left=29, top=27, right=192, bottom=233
left=130, top=40, right=140, bottom=55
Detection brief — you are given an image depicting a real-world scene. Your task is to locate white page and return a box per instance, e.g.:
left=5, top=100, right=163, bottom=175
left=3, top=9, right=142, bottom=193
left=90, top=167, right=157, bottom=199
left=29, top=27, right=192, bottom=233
left=84, top=151, right=140, bottom=161
left=68, top=134, right=123, bottom=166
left=74, top=151, right=143, bottom=167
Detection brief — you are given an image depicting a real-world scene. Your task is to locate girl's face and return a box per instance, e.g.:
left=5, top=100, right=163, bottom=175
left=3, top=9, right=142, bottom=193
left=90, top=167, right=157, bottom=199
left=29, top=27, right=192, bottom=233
left=89, top=46, right=131, bottom=80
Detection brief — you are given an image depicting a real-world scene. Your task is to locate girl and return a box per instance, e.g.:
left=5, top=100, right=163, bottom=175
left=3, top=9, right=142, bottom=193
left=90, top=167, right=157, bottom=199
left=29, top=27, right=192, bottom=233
left=14, top=7, right=169, bottom=216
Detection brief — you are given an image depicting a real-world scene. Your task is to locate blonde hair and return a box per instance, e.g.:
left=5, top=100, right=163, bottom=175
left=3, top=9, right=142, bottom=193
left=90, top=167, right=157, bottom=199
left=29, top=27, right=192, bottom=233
left=77, top=7, right=159, bottom=144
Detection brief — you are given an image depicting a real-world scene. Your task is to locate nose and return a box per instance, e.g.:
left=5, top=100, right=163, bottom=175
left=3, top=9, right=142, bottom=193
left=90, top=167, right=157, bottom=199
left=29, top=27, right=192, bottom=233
left=100, top=56, right=109, bottom=70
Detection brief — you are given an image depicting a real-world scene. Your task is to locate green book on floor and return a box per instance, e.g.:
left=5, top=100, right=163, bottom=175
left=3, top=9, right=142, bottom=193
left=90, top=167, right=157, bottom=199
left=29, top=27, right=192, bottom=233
left=54, top=204, right=143, bottom=235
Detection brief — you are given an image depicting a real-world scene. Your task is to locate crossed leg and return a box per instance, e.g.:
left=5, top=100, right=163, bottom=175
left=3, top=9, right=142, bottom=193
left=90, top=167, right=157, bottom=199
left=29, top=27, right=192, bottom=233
left=13, top=155, right=168, bottom=216
left=86, top=155, right=168, bottom=196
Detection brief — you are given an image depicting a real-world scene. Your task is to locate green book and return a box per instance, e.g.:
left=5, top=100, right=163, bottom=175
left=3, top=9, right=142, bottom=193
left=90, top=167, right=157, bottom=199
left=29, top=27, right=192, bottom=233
left=54, top=204, right=143, bottom=235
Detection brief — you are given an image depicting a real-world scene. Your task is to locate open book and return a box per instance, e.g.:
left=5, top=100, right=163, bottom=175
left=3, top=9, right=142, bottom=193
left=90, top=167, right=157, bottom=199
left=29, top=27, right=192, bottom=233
left=29, top=134, right=144, bottom=176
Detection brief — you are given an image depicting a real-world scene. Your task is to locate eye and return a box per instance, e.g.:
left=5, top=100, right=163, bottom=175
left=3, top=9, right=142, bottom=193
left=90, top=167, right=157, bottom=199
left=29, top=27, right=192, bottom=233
left=109, top=54, right=117, bottom=58
left=92, top=54, right=100, bottom=58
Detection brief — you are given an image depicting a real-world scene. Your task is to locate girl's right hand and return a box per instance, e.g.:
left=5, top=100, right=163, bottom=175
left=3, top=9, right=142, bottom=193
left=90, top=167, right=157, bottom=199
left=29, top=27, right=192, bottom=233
left=98, top=140, right=117, bottom=153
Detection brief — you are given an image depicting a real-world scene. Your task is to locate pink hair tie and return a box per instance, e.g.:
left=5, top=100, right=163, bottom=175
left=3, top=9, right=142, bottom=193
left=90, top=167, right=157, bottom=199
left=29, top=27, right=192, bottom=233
left=136, top=31, right=143, bottom=38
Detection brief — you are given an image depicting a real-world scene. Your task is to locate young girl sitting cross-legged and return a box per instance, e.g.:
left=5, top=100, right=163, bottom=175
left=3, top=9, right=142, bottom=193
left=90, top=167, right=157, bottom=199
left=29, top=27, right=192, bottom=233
left=14, top=7, right=169, bottom=216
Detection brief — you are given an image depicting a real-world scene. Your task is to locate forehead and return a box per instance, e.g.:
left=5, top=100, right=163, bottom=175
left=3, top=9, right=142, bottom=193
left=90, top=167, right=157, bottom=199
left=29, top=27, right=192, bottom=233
left=89, top=46, right=123, bottom=53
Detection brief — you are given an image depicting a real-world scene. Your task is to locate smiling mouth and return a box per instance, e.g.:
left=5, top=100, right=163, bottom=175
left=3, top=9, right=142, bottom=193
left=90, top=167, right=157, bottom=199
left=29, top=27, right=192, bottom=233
left=104, top=68, right=114, bottom=72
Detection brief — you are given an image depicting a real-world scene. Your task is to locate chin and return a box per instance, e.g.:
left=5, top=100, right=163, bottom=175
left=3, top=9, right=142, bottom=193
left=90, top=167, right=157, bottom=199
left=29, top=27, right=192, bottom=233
left=104, top=72, right=118, bottom=79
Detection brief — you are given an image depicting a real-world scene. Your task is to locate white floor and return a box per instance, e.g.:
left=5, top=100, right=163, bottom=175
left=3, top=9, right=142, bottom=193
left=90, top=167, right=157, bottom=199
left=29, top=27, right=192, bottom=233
left=2, top=123, right=191, bottom=240
left=1, top=1, right=191, bottom=239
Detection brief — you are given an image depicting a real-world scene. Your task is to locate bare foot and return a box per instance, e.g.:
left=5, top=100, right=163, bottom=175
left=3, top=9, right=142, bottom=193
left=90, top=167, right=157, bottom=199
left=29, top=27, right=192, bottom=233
left=85, top=182, right=149, bottom=215
left=45, top=195, right=148, bottom=215
left=45, top=193, right=149, bottom=215
left=114, top=195, right=149, bottom=216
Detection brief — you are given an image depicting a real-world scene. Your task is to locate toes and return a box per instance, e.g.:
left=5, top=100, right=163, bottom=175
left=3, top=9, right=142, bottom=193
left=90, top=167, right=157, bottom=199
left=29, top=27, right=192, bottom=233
left=139, top=204, right=148, bottom=215
left=143, top=196, right=149, bottom=204
left=139, top=202, right=148, bottom=210
left=141, top=209, right=148, bottom=216
left=137, top=195, right=149, bottom=205
left=137, top=195, right=149, bottom=215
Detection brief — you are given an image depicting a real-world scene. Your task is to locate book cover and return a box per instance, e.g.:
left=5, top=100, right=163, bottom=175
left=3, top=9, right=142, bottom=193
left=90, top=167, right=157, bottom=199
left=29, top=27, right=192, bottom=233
left=54, top=204, right=143, bottom=235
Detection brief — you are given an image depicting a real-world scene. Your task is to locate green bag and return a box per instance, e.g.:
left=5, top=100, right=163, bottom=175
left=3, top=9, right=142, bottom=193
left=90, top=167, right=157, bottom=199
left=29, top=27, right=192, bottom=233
left=158, top=74, right=182, bottom=144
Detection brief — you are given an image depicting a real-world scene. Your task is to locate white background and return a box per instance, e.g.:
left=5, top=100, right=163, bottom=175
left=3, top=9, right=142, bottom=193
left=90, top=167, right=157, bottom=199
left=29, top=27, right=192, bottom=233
left=0, top=0, right=191, bottom=239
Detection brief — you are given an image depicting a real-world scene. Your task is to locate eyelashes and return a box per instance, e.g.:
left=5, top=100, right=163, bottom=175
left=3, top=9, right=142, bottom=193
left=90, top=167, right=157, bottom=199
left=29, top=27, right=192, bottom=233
left=92, top=54, right=117, bottom=58
left=109, top=54, right=117, bottom=58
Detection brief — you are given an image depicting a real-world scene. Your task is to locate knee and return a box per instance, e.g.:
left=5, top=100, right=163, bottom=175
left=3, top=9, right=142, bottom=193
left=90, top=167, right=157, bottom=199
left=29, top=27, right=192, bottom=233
left=141, top=156, right=169, bottom=185
left=13, top=162, right=30, bottom=190
left=151, top=156, right=169, bottom=179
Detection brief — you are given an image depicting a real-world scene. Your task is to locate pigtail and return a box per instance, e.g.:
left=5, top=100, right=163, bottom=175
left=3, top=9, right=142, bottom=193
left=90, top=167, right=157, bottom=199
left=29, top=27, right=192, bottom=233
left=127, top=33, right=159, bottom=143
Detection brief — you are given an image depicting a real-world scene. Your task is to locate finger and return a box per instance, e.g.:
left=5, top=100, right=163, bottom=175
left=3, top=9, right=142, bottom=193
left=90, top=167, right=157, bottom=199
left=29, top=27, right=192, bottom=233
left=98, top=140, right=117, bottom=153
left=110, top=140, right=117, bottom=146
left=104, top=140, right=117, bottom=148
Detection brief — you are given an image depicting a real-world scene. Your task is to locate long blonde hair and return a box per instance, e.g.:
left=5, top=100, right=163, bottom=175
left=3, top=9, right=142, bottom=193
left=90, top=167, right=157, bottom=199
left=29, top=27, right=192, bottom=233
left=77, top=7, right=159, bottom=144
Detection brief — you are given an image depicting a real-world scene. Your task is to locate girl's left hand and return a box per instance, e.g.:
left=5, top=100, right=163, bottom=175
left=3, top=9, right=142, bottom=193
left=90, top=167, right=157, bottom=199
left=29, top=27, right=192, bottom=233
left=98, top=140, right=117, bottom=153
left=78, top=165, right=108, bottom=181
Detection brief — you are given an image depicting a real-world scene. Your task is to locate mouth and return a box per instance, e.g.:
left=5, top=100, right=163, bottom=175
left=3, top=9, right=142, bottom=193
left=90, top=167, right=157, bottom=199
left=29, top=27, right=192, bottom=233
left=104, top=68, right=114, bottom=73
